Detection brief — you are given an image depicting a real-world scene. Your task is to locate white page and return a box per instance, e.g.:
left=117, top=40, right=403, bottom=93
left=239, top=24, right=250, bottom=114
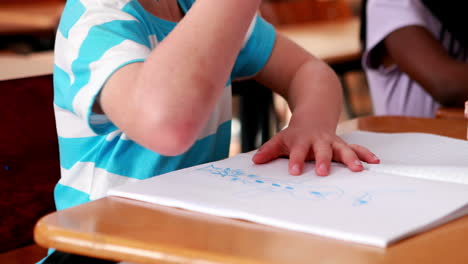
left=109, top=143, right=468, bottom=247
left=341, top=132, right=468, bottom=184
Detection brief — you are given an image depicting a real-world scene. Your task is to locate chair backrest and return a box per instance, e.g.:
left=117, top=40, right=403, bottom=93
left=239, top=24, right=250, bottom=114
left=0, top=74, right=59, bottom=253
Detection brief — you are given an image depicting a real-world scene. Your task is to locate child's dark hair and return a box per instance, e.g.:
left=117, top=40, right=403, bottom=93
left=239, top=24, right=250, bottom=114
left=360, top=0, right=468, bottom=50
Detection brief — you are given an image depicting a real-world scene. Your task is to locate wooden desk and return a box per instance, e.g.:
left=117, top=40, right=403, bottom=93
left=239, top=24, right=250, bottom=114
left=337, top=115, right=467, bottom=141
left=0, top=51, right=54, bottom=81
left=435, top=107, right=466, bottom=120
left=35, top=116, right=468, bottom=264
left=0, top=3, right=64, bottom=35
left=277, top=17, right=361, bottom=65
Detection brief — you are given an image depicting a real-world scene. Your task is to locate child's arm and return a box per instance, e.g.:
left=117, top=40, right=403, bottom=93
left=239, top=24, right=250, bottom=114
left=99, top=0, right=262, bottom=156
left=380, top=26, right=468, bottom=107
left=251, top=33, right=380, bottom=176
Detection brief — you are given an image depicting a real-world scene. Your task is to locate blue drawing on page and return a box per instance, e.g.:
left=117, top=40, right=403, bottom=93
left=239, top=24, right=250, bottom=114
left=353, top=192, right=372, bottom=206
left=197, top=165, right=344, bottom=201
left=352, top=189, right=414, bottom=207
left=198, top=165, right=416, bottom=206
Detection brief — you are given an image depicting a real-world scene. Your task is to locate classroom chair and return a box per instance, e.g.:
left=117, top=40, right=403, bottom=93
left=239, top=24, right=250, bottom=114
left=0, top=74, right=59, bottom=263
left=232, top=80, right=277, bottom=153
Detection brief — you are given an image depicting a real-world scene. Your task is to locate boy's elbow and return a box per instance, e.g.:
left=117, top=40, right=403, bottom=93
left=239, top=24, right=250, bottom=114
left=139, top=118, right=200, bottom=156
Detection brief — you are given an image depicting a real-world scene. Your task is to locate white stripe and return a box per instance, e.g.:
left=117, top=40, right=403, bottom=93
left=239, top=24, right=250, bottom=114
left=55, top=104, right=98, bottom=138
left=72, top=39, right=150, bottom=123
left=54, top=32, right=75, bottom=84
left=55, top=0, right=136, bottom=85
left=148, top=34, right=159, bottom=49
left=106, top=130, right=123, bottom=141
left=242, top=15, right=257, bottom=47
left=59, top=162, right=140, bottom=200
left=196, top=85, right=232, bottom=140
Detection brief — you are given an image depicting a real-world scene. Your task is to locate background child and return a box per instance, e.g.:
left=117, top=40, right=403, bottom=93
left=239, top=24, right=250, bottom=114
left=362, top=0, right=468, bottom=117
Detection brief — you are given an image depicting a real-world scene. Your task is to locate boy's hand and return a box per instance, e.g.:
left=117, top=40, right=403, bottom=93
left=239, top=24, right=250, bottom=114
left=252, top=123, right=380, bottom=176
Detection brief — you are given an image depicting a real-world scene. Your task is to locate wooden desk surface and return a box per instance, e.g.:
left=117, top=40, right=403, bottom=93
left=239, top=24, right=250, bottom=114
left=277, top=17, right=361, bottom=64
left=435, top=107, right=466, bottom=120
left=337, top=115, right=467, bottom=140
left=0, top=51, right=54, bottom=81
left=35, top=116, right=468, bottom=264
left=0, top=2, right=64, bottom=35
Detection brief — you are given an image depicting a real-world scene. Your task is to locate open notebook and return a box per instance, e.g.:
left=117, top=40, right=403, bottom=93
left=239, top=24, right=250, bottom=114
left=108, top=131, right=468, bottom=247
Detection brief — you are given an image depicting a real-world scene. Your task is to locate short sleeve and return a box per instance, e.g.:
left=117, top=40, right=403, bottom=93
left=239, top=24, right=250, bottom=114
left=364, top=0, right=430, bottom=70
left=231, top=15, right=276, bottom=79
left=54, top=2, right=152, bottom=135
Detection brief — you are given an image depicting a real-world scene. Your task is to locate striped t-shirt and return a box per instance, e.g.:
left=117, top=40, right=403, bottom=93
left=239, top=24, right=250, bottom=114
left=53, top=0, right=276, bottom=210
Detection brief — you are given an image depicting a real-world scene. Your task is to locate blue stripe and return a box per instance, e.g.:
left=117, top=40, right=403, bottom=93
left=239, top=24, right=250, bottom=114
left=53, top=65, right=72, bottom=110
left=232, top=16, right=276, bottom=78
left=58, top=0, right=86, bottom=38
left=177, top=0, right=194, bottom=13
left=54, top=183, right=91, bottom=210
left=58, top=121, right=231, bottom=179
left=58, top=19, right=150, bottom=114
left=58, top=136, right=103, bottom=169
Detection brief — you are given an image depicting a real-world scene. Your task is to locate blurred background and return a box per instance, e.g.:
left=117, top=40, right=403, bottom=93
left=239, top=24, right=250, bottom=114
left=0, top=0, right=372, bottom=156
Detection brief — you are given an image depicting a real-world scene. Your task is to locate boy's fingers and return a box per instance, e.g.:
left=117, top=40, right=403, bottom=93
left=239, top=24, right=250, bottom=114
left=252, top=137, right=285, bottom=164
left=312, top=141, right=332, bottom=176
left=332, top=142, right=363, bottom=172
left=288, top=144, right=309, bottom=176
left=349, top=144, right=380, bottom=164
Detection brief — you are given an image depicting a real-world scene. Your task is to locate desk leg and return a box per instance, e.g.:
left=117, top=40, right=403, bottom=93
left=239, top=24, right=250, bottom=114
left=234, top=81, right=276, bottom=152
left=330, top=58, right=363, bottom=119
left=338, top=75, right=356, bottom=119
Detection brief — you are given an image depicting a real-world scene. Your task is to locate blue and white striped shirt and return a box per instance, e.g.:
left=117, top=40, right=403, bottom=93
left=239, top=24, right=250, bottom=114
left=53, top=0, right=276, bottom=210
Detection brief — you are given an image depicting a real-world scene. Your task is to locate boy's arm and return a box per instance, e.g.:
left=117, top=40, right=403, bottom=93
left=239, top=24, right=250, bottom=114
left=252, top=33, right=380, bottom=176
left=381, top=26, right=468, bottom=107
left=99, top=0, right=262, bottom=156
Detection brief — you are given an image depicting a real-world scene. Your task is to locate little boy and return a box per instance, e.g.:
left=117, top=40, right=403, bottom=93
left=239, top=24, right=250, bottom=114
left=43, top=0, right=380, bottom=262
left=45, top=0, right=381, bottom=261
left=53, top=0, right=379, bottom=210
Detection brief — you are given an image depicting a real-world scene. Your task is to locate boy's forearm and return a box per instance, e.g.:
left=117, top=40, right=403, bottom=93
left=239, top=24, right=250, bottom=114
left=103, top=0, right=262, bottom=155
left=252, top=34, right=342, bottom=131
left=287, top=60, right=342, bottom=130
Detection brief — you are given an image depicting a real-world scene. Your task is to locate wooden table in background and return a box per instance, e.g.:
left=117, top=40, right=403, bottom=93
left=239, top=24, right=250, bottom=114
left=277, top=17, right=361, bottom=65
left=35, top=116, right=468, bottom=264
left=0, top=2, right=64, bottom=35
left=0, top=51, right=54, bottom=81
left=337, top=115, right=467, bottom=140
left=435, top=107, right=466, bottom=120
